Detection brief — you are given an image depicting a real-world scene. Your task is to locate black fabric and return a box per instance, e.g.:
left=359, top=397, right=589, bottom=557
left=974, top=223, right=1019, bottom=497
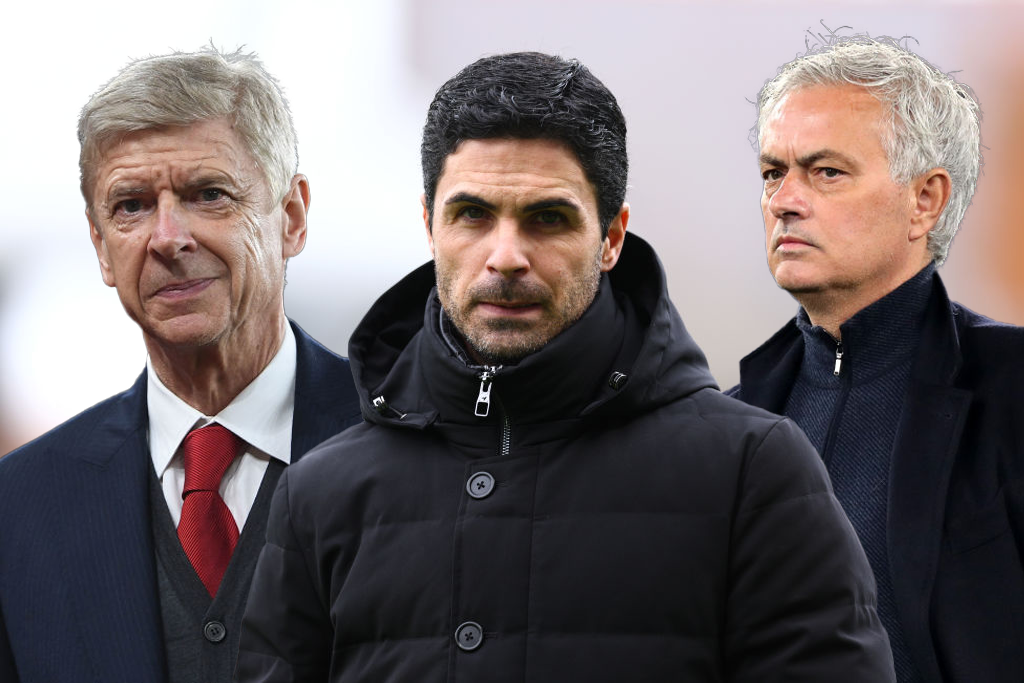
left=783, top=265, right=933, bottom=683
left=729, top=273, right=1024, bottom=683
left=152, top=459, right=284, bottom=683
left=239, top=233, right=894, bottom=682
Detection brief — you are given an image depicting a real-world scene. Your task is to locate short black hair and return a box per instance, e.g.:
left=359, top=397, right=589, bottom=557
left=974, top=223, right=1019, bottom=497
left=421, top=52, right=628, bottom=237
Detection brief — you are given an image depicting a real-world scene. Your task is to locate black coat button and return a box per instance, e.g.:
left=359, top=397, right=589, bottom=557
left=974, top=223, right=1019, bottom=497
left=203, top=620, right=226, bottom=643
left=466, top=472, right=495, bottom=499
left=455, top=621, right=483, bottom=651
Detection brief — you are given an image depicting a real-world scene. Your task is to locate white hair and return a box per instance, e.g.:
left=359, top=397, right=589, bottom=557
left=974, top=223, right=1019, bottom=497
left=755, top=31, right=981, bottom=265
left=79, top=45, right=298, bottom=209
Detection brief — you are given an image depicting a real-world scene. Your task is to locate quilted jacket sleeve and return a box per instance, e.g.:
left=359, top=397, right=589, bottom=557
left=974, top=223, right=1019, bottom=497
left=724, top=418, right=896, bottom=682
left=236, top=471, right=332, bottom=683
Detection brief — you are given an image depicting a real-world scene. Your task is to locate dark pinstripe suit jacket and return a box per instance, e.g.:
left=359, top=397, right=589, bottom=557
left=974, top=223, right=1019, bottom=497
left=0, top=322, right=361, bottom=683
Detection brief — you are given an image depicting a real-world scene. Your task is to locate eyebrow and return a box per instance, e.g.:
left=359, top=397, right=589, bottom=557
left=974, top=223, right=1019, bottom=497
left=104, top=172, right=241, bottom=203
left=759, top=149, right=859, bottom=170
left=523, top=198, right=582, bottom=213
left=444, top=192, right=496, bottom=210
left=443, top=193, right=582, bottom=214
left=105, top=184, right=148, bottom=201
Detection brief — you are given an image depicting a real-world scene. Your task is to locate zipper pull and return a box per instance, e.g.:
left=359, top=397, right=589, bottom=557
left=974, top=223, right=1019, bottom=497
left=475, top=367, right=497, bottom=417
left=833, top=343, right=844, bottom=377
left=372, top=396, right=406, bottom=419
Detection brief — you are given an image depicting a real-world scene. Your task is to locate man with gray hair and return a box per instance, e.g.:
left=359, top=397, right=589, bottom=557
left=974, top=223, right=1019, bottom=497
left=728, top=32, right=1024, bottom=682
left=0, top=47, right=361, bottom=683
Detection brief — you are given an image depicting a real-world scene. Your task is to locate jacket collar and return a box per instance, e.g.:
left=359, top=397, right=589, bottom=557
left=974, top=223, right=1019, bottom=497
left=736, top=274, right=969, bottom=681
left=60, top=319, right=358, bottom=683
left=349, top=233, right=718, bottom=436
left=289, top=320, right=362, bottom=458
left=737, top=272, right=963, bottom=410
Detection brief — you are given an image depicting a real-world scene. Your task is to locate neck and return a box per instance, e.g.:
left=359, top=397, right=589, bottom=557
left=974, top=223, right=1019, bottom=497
left=798, top=297, right=849, bottom=340
left=146, top=313, right=287, bottom=415
left=797, top=258, right=934, bottom=340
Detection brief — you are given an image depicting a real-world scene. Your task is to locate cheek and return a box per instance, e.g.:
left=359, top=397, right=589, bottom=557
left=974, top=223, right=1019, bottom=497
left=760, top=196, right=773, bottom=235
left=432, top=251, right=458, bottom=296
left=108, top=236, right=149, bottom=284
left=233, top=218, right=281, bottom=276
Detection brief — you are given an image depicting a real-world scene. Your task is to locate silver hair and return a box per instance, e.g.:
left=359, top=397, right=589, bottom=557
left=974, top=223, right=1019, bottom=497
left=755, top=30, right=981, bottom=265
left=79, top=45, right=297, bottom=209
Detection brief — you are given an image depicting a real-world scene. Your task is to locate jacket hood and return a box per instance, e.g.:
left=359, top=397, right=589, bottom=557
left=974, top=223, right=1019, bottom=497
left=348, top=232, right=717, bottom=430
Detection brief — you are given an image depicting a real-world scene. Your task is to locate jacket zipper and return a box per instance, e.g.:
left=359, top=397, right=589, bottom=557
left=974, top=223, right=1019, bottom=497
left=821, top=338, right=849, bottom=465
left=474, top=366, right=499, bottom=417
left=371, top=395, right=406, bottom=420
left=500, top=413, right=511, bottom=457
left=473, top=366, right=511, bottom=457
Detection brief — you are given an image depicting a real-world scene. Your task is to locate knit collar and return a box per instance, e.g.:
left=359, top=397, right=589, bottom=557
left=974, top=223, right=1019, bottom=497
left=795, top=263, right=936, bottom=384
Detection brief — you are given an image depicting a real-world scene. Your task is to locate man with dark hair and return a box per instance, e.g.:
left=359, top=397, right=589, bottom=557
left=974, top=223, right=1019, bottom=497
left=0, top=47, right=361, bottom=683
left=729, top=33, right=1024, bottom=682
left=238, top=52, right=895, bottom=682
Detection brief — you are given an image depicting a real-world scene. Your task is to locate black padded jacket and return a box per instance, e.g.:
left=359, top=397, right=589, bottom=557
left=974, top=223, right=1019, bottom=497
left=237, top=233, right=896, bottom=682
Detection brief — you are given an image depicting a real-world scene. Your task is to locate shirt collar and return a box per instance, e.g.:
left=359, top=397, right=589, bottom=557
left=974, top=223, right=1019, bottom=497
left=147, top=323, right=297, bottom=476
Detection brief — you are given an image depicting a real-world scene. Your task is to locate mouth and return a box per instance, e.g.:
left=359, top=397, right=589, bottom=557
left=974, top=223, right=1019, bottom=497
left=476, top=301, right=543, bottom=316
left=152, top=278, right=214, bottom=299
left=775, top=235, right=814, bottom=252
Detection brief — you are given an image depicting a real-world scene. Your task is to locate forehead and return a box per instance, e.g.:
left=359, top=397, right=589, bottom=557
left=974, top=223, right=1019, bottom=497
left=437, top=138, right=596, bottom=205
left=761, top=84, right=887, bottom=157
left=92, top=118, right=259, bottom=195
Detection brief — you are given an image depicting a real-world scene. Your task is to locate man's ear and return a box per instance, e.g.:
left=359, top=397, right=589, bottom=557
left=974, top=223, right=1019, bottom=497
left=281, top=174, right=310, bottom=258
left=600, top=203, right=629, bottom=272
left=422, top=194, right=435, bottom=258
left=909, top=168, right=952, bottom=242
left=88, top=210, right=117, bottom=288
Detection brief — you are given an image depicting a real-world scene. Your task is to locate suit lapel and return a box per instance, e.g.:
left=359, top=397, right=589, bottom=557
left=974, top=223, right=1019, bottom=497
left=289, top=321, right=362, bottom=461
left=38, top=326, right=354, bottom=683
left=58, top=372, right=166, bottom=683
left=887, top=277, right=968, bottom=681
left=737, top=320, right=803, bottom=413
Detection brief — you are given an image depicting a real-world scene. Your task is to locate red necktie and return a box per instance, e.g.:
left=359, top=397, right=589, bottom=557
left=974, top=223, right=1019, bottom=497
left=177, top=424, right=241, bottom=597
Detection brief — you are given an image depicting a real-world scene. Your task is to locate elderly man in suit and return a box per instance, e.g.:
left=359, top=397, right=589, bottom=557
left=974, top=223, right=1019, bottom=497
left=729, top=33, right=1024, bottom=682
left=0, top=46, right=361, bottom=683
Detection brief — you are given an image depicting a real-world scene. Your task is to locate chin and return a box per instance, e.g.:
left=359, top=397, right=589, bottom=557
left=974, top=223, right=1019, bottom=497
left=145, top=315, right=228, bottom=349
left=777, top=279, right=828, bottom=296
left=470, top=331, right=550, bottom=365
left=771, top=263, right=828, bottom=295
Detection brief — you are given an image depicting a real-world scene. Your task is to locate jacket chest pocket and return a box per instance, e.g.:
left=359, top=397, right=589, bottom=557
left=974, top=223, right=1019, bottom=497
left=946, top=489, right=1012, bottom=555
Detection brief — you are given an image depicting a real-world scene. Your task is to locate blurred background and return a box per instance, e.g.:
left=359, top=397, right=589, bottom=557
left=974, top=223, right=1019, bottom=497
left=2, top=0, right=1022, bottom=454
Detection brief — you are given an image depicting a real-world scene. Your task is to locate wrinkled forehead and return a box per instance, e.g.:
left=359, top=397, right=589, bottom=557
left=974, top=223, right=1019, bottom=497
left=760, top=84, right=888, bottom=151
left=86, top=119, right=263, bottom=198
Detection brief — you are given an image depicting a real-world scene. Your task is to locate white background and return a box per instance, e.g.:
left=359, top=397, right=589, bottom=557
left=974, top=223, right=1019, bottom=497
left=2, top=0, right=1021, bottom=452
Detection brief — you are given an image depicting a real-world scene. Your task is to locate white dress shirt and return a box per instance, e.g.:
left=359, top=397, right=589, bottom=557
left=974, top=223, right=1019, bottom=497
left=147, top=324, right=296, bottom=531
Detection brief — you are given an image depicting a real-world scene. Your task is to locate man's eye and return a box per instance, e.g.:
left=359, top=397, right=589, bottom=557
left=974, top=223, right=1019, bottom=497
left=199, top=188, right=226, bottom=202
left=535, top=210, right=564, bottom=225
left=116, top=199, right=144, bottom=215
left=459, top=206, right=486, bottom=220
left=821, top=167, right=842, bottom=178
left=762, top=169, right=783, bottom=182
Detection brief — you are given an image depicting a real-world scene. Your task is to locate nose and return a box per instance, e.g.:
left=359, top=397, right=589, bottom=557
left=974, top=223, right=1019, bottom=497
left=766, top=173, right=811, bottom=220
left=484, top=220, right=530, bottom=278
left=148, top=195, right=197, bottom=260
